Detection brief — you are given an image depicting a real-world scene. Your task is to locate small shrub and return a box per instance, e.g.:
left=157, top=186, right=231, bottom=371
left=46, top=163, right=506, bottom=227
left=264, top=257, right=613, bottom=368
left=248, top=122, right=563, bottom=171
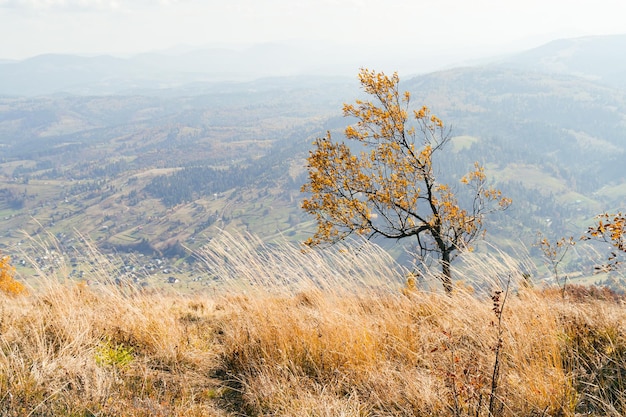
left=95, top=340, right=134, bottom=370
left=565, top=284, right=625, bottom=303
left=0, top=251, right=27, bottom=297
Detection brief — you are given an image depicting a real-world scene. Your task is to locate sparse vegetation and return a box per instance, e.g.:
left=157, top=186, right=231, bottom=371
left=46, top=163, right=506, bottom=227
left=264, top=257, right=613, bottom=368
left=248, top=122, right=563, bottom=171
left=536, top=233, right=576, bottom=296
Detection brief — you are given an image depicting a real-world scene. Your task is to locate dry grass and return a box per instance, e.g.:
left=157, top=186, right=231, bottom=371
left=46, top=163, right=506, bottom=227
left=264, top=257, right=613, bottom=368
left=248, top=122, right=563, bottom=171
left=1, top=232, right=626, bottom=416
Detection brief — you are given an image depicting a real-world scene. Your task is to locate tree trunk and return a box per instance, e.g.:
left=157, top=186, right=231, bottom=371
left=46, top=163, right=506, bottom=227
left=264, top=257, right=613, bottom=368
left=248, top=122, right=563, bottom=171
left=441, top=250, right=453, bottom=293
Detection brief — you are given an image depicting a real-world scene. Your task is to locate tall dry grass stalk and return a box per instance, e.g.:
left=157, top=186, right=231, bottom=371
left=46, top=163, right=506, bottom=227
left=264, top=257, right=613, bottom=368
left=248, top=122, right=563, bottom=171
left=1, top=233, right=224, bottom=416
left=0, top=231, right=625, bottom=416
left=194, top=231, right=406, bottom=292
left=194, top=233, right=573, bottom=416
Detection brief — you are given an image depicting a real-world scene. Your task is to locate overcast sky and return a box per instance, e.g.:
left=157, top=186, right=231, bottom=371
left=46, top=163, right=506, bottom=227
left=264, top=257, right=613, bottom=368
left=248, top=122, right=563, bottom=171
left=1, top=0, right=625, bottom=60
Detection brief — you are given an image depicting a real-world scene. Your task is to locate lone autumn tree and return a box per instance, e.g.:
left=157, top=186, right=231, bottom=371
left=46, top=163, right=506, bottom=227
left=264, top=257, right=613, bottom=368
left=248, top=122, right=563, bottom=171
left=301, top=69, right=511, bottom=292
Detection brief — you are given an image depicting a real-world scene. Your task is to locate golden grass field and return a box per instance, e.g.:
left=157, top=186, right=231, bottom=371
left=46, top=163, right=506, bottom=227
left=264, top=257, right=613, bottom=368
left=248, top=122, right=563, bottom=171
left=1, top=233, right=626, bottom=416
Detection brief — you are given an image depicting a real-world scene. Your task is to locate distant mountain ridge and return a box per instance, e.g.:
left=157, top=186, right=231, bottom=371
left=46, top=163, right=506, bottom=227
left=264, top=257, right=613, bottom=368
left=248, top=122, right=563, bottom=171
left=495, top=34, right=626, bottom=89
left=0, top=42, right=426, bottom=96
left=8, top=34, right=626, bottom=96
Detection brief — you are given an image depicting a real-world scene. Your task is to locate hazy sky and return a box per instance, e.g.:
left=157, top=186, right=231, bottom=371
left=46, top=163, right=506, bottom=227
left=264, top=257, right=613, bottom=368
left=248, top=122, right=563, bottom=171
left=1, top=0, right=625, bottom=60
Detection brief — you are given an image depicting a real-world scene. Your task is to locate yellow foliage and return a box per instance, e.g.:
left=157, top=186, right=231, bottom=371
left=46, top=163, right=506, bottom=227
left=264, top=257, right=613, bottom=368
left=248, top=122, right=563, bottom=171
left=0, top=251, right=27, bottom=297
left=583, top=212, right=626, bottom=271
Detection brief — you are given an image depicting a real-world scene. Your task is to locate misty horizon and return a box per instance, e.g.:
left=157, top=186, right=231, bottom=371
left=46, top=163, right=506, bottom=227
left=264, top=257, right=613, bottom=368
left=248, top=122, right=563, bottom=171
left=2, top=33, right=626, bottom=97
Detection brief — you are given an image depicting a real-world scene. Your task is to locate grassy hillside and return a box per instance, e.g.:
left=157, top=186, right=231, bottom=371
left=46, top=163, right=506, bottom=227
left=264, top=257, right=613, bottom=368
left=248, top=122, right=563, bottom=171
left=2, top=234, right=626, bottom=416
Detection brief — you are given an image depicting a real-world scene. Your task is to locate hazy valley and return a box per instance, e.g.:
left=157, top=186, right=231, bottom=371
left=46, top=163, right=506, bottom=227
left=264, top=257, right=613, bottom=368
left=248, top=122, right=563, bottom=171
left=1, top=35, right=625, bottom=289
